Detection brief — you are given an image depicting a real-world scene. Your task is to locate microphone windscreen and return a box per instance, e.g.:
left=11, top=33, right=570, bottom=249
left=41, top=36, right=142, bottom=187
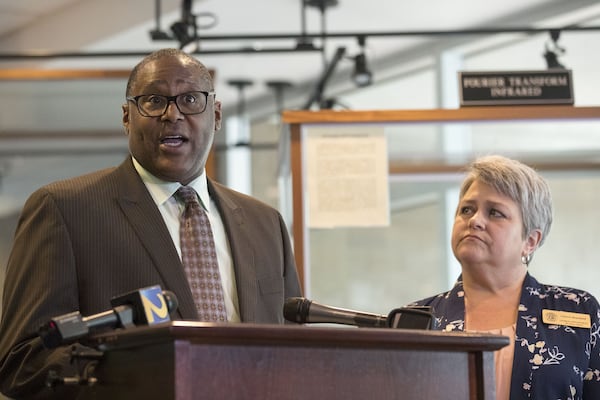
left=283, top=297, right=311, bottom=323
left=162, top=290, right=179, bottom=315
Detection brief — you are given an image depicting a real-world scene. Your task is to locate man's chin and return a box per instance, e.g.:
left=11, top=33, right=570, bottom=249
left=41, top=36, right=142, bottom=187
left=161, top=166, right=203, bottom=184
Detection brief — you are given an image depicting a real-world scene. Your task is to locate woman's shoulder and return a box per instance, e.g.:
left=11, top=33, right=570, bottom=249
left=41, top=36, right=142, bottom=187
left=408, top=288, right=460, bottom=308
left=407, top=279, right=464, bottom=306
left=523, top=274, right=600, bottom=312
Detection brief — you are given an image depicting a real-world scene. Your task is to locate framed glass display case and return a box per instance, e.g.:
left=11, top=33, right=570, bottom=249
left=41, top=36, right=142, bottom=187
left=283, top=106, right=600, bottom=315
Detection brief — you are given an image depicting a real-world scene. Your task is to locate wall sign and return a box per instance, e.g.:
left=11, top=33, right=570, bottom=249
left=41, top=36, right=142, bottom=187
left=459, top=70, right=574, bottom=106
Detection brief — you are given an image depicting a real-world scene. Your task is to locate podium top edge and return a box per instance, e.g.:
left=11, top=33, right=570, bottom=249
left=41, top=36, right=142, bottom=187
left=89, top=321, right=509, bottom=353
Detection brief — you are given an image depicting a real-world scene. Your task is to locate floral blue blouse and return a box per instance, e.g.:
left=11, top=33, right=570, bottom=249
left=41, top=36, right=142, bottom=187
left=409, top=273, right=600, bottom=399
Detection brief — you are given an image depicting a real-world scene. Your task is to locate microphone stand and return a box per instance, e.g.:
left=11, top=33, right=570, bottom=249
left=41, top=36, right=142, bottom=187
left=46, top=346, right=104, bottom=389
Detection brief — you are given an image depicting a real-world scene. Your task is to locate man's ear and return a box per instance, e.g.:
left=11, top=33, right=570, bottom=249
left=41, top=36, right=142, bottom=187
left=122, top=103, right=130, bottom=135
left=214, top=100, right=222, bottom=132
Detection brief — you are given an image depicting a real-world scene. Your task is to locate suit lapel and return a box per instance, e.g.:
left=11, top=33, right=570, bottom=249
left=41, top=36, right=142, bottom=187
left=113, top=158, right=198, bottom=319
left=208, top=180, right=257, bottom=322
left=110, top=163, right=259, bottom=322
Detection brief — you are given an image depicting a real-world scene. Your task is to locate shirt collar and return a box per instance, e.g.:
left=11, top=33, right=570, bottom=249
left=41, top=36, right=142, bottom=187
left=131, top=157, right=211, bottom=211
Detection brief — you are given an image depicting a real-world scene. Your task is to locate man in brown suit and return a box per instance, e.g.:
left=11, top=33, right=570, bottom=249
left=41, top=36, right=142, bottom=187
left=0, top=48, right=302, bottom=399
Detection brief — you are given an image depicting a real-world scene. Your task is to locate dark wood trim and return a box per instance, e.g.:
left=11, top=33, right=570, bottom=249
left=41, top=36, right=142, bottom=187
left=283, top=105, right=600, bottom=124
left=290, top=124, right=305, bottom=293
left=0, top=69, right=132, bottom=80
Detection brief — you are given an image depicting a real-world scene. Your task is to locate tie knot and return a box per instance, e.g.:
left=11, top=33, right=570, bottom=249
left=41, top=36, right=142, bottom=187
left=176, top=186, right=199, bottom=206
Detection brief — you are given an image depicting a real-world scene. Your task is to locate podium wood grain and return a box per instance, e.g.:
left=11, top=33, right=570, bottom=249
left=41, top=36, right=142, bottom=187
left=83, top=322, right=508, bottom=400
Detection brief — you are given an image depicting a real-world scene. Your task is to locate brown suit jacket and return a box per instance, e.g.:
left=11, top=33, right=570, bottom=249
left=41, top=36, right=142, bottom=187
left=0, top=157, right=301, bottom=398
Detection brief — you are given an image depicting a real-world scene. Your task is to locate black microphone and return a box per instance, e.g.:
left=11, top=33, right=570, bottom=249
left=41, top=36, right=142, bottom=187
left=283, top=297, right=387, bottom=328
left=39, top=285, right=179, bottom=349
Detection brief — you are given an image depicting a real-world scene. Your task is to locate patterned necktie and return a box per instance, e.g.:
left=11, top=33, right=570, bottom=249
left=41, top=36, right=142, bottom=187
left=176, top=186, right=227, bottom=322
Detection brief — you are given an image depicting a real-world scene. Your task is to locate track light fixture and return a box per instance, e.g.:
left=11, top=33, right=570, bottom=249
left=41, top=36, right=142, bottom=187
left=303, top=46, right=346, bottom=109
left=169, top=0, right=195, bottom=49
left=161, top=0, right=219, bottom=50
left=544, top=29, right=566, bottom=69
left=352, top=36, right=372, bottom=87
left=170, top=21, right=196, bottom=49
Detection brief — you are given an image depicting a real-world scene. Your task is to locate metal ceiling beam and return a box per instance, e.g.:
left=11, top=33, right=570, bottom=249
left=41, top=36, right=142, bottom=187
left=0, top=25, right=598, bottom=61
left=150, top=24, right=600, bottom=41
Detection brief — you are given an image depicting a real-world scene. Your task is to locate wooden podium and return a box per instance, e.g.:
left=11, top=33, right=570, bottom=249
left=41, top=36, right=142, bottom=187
left=82, top=322, right=508, bottom=400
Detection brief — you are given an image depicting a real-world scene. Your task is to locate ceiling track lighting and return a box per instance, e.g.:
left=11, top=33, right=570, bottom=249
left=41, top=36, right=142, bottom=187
left=352, top=36, right=372, bottom=87
left=544, top=29, right=566, bottom=69
left=146, top=0, right=600, bottom=49
left=1, top=1, right=597, bottom=111
left=303, top=46, right=347, bottom=110
left=2, top=27, right=599, bottom=60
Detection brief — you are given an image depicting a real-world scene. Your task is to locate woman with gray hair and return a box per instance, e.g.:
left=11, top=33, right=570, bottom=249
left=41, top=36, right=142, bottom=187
left=409, top=155, right=600, bottom=400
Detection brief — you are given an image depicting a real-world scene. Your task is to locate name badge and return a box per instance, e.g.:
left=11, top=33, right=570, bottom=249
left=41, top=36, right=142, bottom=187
left=542, top=309, right=591, bottom=329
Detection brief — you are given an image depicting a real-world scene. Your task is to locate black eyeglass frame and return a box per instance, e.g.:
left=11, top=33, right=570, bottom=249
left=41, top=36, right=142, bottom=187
left=126, top=90, right=216, bottom=117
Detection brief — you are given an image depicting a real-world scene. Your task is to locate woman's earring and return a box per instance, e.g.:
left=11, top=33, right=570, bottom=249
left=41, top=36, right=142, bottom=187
left=521, top=253, right=532, bottom=266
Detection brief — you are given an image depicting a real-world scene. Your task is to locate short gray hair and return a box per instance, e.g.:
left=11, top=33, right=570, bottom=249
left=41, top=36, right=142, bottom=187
left=458, top=155, right=553, bottom=246
left=125, top=48, right=213, bottom=97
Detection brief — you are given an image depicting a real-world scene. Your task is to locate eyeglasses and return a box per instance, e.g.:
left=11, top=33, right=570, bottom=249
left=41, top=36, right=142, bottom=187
left=126, top=91, right=215, bottom=117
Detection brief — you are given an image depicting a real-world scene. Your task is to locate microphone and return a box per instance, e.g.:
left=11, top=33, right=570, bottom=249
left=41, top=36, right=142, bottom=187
left=283, top=297, right=387, bottom=328
left=39, top=285, right=179, bottom=349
